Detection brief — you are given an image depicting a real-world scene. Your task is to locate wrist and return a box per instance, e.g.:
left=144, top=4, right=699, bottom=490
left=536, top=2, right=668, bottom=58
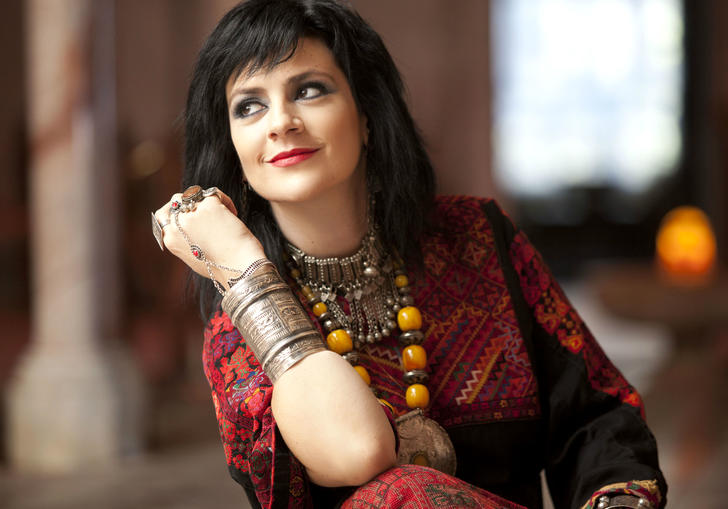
left=221, top=261, right=325, bottom=383
left=210, top=242, right=267, bottom=291
left=226, top=258, right=269, bottom=289
left=216, top=237, right=266, bottom=269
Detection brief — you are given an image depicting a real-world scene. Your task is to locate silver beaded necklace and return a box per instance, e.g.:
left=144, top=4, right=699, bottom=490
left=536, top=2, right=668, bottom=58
left=285, top=226, right=415, bottom=350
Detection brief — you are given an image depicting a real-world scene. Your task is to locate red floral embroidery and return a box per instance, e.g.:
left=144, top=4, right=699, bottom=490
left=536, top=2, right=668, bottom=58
left=203, top=311, right=311, bottom=508
left=509, top=229, right=645, bottom=416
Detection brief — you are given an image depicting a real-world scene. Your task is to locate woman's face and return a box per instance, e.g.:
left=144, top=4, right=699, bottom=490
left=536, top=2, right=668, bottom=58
left=226, top=37, right=367, bottom=208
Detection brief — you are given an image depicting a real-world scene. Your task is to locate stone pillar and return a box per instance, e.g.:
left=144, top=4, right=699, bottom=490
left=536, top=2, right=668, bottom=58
left=6, top=0, right=143, bottom=472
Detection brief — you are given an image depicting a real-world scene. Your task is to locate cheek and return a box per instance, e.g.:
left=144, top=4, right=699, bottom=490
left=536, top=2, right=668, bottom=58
left=230, top=125, right=262, bottom=166
left=327, top=108, right=364, bottom=162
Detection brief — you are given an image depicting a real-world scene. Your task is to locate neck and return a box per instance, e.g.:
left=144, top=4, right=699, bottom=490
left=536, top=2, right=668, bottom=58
left=271, top=179, right=369, bottom=258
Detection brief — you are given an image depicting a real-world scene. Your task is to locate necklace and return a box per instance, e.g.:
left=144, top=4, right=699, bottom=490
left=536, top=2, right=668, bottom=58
left=285, top=227, right=411, bottom=344
left=285, top=225, right=431, bottom=408
left=285, top=226, right=456, bottom=474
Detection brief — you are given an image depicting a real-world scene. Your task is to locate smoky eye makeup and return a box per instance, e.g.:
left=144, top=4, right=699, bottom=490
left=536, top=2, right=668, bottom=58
left=232, top=98, right=267, bottom=119
left=227, top=70, right=338, bottom=118
left=295, top=81, right=333, bottom=100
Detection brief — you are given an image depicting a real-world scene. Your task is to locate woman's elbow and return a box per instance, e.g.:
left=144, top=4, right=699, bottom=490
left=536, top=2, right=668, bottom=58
left=310, top=433, right=397, bottom=487
left=346, top=436, right=397, bottom=486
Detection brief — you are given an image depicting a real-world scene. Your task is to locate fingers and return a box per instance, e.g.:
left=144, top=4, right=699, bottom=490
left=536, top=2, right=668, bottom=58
left=151, top=186, right=265, bottom=285
left=152, top=193, right=182, bottom=251
left=151, top=187, right=244, bottom=263
left=216, top=191, right=238, bottom=216
left=202, top=187, right=238, bottom=216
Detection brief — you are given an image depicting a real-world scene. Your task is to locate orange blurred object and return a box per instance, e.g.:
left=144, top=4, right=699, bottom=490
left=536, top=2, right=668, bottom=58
left=656, top=206, right=717, bottom=283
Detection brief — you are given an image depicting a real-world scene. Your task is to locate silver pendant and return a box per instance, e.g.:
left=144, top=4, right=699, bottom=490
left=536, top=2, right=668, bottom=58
left=395, top=409, right=457, bottom=476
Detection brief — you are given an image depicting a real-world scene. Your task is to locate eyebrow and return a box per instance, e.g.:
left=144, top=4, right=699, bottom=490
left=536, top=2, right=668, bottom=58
left=228, top=70, right=336, bottom=99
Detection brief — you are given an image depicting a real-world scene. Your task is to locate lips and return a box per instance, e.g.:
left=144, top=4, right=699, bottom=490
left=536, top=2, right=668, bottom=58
left=268, top=148, right=319, bottom=167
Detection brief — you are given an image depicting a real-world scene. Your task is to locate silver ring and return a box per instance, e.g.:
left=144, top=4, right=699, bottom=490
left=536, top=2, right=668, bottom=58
left=203, top=186, right=223, bottom=201
left=177, top=185, right=205, bottom=212
left=151, top=212, right=167, bottom=251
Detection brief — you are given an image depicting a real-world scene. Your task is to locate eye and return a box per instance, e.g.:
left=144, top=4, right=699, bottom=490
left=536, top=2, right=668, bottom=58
left=295, top=82, right=329, bottom=101
left=233, top=99, right=266, bottom=119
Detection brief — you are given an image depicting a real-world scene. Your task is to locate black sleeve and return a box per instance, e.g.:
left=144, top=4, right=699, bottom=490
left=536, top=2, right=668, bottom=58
left=484, top=200, right=667, bottom=509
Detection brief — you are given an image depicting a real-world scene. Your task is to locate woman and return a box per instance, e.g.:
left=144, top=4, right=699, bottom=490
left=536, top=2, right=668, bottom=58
left=152, top=1, right=666, bottom=507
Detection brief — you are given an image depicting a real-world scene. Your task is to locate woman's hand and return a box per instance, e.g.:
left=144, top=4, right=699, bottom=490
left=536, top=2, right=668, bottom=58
left=153, top=188, right=267, bottom=288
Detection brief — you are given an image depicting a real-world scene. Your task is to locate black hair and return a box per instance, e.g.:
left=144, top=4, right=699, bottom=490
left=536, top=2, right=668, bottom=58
left=183, top=0, right=436, bottom=317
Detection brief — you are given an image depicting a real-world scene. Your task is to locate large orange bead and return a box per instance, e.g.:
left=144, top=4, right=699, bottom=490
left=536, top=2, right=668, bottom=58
left=402, top=344, right=427, bottom=371
left=397, top=306, right=422, bottom=331
left=326, top=329, right=353, bottom=354
left=406, top=383, right=430, bottom=409
left=394, top=274, right=409, bottom=288
left=312, top=301, right=328, bottom=317
left=353, top=365, right=371, bottom=385
left=301, top=285, right=314, bottom=299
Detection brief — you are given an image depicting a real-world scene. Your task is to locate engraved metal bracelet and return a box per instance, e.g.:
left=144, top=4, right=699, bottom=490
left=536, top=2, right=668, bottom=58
left=221, top=261, right=325, bottom=383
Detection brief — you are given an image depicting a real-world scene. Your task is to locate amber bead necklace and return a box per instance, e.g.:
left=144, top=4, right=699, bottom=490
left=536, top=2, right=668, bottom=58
left=285, top=226, right=431, bottom=410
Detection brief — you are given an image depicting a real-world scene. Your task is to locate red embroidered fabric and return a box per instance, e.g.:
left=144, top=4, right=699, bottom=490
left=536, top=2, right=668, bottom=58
left=341, top=465, right=526, bottom=508
left=203, top=313, right=291, bottom=507
left=356, top=197, right=541, bottom=427
left=201, top=196, right=663, bottom=508
left=507, top=213, right=645, bottom=417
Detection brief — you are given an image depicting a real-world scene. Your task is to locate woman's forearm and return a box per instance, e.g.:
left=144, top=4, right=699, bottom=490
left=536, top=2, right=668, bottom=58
left=272, top=350, right=397, bottom=487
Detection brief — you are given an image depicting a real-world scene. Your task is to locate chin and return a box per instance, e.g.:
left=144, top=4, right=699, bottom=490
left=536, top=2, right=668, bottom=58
left=258, top=171, right=361, bottom=205
left=258, top=182, right=336, bottom=205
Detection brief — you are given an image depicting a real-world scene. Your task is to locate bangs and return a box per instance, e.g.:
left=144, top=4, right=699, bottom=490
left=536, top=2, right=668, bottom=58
left=219, top=2, right=325, bottom=83
left=229, top=29, right=300, bottom=82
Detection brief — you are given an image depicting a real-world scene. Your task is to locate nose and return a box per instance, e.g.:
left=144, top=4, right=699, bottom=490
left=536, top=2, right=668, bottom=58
left=267, top=102, right=303, bottom=139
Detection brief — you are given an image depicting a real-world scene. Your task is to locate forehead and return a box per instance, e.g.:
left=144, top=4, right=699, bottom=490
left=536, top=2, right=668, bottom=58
left=226, top=38, right=342, bottom=94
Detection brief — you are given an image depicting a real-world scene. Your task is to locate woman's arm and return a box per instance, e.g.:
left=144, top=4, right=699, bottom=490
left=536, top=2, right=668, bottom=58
left=273, top=350, right=397, bottom=486
left=156, top=192, right=396, bottom=488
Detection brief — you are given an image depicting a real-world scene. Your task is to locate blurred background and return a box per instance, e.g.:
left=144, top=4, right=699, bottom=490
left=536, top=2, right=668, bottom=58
left=1, top=0, right=726, bottom=507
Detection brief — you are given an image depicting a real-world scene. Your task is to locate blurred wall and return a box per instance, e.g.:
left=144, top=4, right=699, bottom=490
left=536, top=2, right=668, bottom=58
left=707, top=0, right=728, bottom=260
left=0, top=0, right=27, bottom=310
left=353, top=0, right=495, bottom=198
left=116, top=1, right=234, bottom=149
left=0, top=0, right=28, bottom=398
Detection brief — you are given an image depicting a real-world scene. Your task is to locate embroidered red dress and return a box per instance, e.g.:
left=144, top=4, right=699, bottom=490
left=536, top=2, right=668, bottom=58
left=202, top=196, right=666, bottom=509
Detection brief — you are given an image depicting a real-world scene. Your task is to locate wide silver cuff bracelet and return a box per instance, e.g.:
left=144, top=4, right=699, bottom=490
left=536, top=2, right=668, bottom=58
left=221, top=261, right=325, bottom=383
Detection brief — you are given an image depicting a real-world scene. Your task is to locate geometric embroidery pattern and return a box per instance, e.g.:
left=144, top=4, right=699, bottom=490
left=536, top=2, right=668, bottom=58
left=354, top=196, right=542, bottom=428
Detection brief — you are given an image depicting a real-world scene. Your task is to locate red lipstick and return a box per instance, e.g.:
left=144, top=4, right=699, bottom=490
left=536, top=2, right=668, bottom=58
left=268, top=148, right=319, bottom=167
